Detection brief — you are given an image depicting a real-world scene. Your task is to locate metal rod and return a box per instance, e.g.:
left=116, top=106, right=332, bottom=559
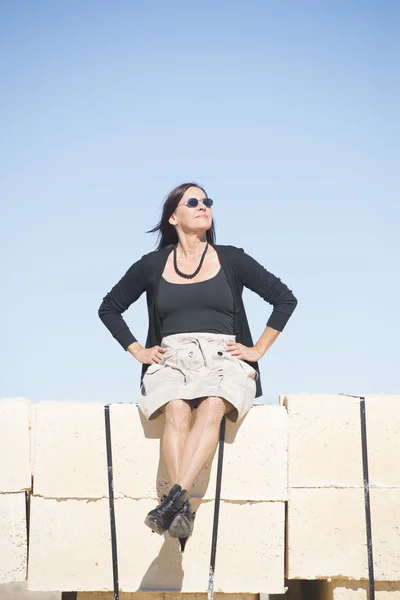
left=104, top=404, right=119, bottom=600
left=339, top=393, right=375, bottom=600
left=208, top=415, right=226, bottom=600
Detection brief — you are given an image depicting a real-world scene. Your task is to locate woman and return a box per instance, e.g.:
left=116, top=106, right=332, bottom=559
left=98, top=182, right=297, bottom=551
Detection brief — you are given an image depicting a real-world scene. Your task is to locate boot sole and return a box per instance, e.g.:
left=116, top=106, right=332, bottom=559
left=169, top=514, right=193, bottom=538
left=144, top=515, right=166, bottom=535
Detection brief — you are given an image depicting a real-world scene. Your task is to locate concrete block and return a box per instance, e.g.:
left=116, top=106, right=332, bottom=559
left=27, top=496, right=112, bottom=591
left=208, top=501, right=285, bottom=593
left=0, top=581, right=60, bottom=598
left=368, top=488, right=400, bottom=580
left=78, top=594, right=259, bottom=600
left=362, top=395, right=400, bottom=487
left=284, top=394, right=364, bottom=488
left=32, top=402, right=109, bottom=498
left=111, top=404, right=287, bottom=501
left=117, top=499, right=284, bottom=593
left=108, top=404, right=169, bottom=501
left=28, top=497, right=284, bottom=593
left=284, top=393, right=400, bottom=488
left=216, top=405, right=287, bottom=501
left=32, top=402, right=286, bottom=501
left=0, top=398, right=31, bottom=493
left=287, top=488, right=400, bottom=580
left=0, top=493, right=27, bottom=584
left=332, top=581, right=400, bottom=600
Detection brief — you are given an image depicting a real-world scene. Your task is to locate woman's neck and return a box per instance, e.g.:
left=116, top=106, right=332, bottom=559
left=176, top=236, right=208, bottom=260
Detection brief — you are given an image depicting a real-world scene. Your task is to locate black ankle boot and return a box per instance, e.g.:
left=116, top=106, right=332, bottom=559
left=168, top=498, right=196, bottom=550
left=145, top=484, right=189, bottom=535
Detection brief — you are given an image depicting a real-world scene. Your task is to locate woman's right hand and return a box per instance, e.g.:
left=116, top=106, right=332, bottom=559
left=128, top=342, right=166, bottom=364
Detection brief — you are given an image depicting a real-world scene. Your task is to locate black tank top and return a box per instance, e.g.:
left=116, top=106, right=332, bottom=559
left=157, top=267, right=235, bottom=337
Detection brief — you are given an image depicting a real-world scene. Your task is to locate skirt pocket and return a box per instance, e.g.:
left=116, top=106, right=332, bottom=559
left=141, top=362, right=166, bottom=397
left=145, top=346, right=179, bottom=372
left=236, top=358, right=259, bottom=381
left=144, top=362, right=165, bottom=375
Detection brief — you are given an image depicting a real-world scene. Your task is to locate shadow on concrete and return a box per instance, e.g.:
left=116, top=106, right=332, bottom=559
left=137, top=535, right=184, bottom=592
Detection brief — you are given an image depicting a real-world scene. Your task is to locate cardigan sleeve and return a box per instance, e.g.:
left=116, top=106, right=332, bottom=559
left=98, top=255, right=148, bottom=350
left=238, top=248, right=298, bottom=331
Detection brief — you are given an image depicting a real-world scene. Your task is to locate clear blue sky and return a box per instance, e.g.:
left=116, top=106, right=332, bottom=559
left=1, top=1, right=399, bottom=405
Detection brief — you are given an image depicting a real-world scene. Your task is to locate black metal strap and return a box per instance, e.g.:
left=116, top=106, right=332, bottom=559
left=360, top=396, right=375, bottom=600
left=340, top=393, right=375, bottom=600
left=104, top=404, right=119, bottom=600
left=61, top=594, right=77, bottom=600
left=208, top=415, right=226, bottom=600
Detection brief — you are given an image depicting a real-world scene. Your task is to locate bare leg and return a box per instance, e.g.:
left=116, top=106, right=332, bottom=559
left=176, top=396, right=233, bottom=491
left=160, top=399, right=193, bottom=484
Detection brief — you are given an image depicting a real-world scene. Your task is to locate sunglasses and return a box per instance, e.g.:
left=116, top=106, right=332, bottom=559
left=178, top=197, right=214, bottom=208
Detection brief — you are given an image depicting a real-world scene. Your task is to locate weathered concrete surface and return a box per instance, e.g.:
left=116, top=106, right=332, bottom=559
left=32, top=402, right=287, bottom=501
left=283, top=393, right=400, bottom=488
left=284, top=394, right=363, bottom=488
left=0, top=398, right=31, bottom=493
left=78, top=594, right=260, bottom=600
left=0, top=581, right=60, bottom=598
left=331, top=581, right=400, bottom=600
left=28, top=497, right=285, bottom=593
left=287, top=488, right=400, bottom=580
left=0, top=493, right=27, bottom=584
left=211, top=500, right=284, bottom=593
left=361, top=395, right=400, bottom=487
left=31, top=402, right=109, bottom=499
left=28, top=496, right=112, bottom=592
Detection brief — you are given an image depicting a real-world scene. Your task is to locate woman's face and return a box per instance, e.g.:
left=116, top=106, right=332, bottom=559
left=169, top=186, right=212, bottom=235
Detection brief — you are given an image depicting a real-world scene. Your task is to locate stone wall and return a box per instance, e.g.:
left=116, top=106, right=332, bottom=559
left=0, top=394, right=399, bottom=599
left=283, top=394, right=400, bottom=600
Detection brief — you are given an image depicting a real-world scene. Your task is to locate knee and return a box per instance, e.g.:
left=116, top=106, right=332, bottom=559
left=164, top=399, right=192, bottom=430
left=196, top=396, right=227, bottom=426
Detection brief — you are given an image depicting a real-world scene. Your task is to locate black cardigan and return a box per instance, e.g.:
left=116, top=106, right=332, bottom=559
left=98, top=243, right=298, bottom=398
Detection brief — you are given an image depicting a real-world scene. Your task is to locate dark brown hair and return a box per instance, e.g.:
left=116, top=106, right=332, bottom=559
left=147, top=182, right=216, bottom=250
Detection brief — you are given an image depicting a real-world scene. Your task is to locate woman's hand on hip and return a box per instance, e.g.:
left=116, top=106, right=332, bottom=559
left=130, top=344, right=166, bottom=364
left=225, top=340, right=263, bottom=362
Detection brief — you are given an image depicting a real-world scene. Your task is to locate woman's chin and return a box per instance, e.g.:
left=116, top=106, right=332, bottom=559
left=193, top=220, right=211, bottom=231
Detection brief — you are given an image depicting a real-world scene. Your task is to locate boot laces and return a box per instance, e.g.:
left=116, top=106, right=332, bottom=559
left=162, top=501, right=181, bottom=523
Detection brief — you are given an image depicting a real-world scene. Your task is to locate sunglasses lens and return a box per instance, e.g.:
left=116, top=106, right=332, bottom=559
left=185, top=197, right=213, bottom=208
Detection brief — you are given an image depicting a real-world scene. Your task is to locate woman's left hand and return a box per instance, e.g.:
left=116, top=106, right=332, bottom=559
left=225, top=341, right=263, bottom=362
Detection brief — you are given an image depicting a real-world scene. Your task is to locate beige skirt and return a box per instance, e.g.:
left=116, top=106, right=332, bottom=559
left=137, top=332, right=258, bottom=423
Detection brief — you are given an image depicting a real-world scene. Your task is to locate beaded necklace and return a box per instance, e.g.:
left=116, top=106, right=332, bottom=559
left=173, top=242, right=209, bottom=279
